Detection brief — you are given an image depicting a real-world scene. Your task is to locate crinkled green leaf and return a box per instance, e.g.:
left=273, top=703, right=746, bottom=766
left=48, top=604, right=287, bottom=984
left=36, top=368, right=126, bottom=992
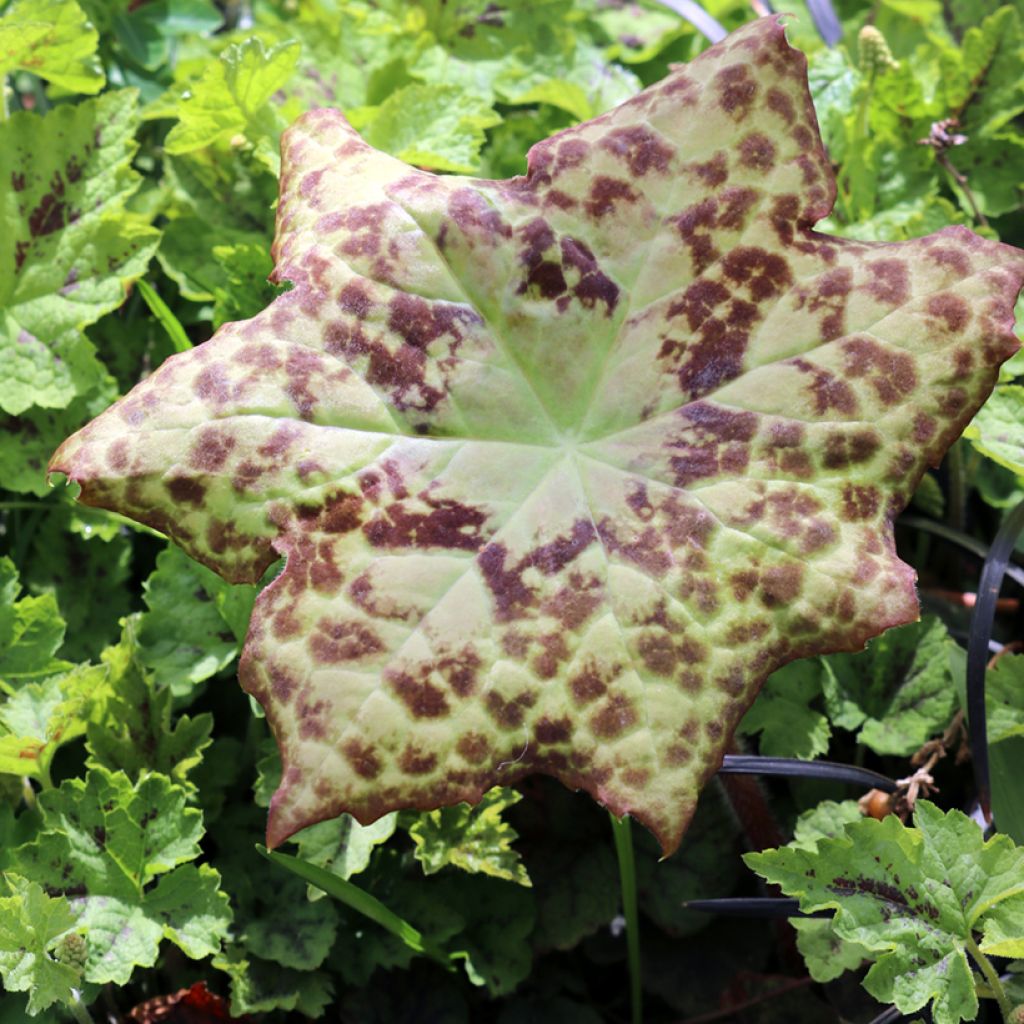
left=50, top=18, right=1024, bottom=855
left=0, top=90, right=159, bottom=416
left=820, top=617, right=960, bottom=755
left=0, top=0, right=103, bottom=94
left=14, top=767, right=230, bottom=984
left=162, top=38, right=301, bottom=163
left=211, top=242, right=280, bottom=330
left=0, top=876, right=80, bottom=1015
left=406, top=786, right=529, bottom=886
left=0, top=558, right=69, bottom=692
left=965, top=384, right=1024, bottom=475
left=20, top=500, right=131, bottom=661
left=355, top=83, right=502, bottom=174
left=213, top=944, right=334, bottom=1018
left=137, top=544, right=253, bottom=696
left=986, top=652, right=1024, bottom=743
left=0, top=662, right=109, bottom=780
left=85, top=629, right=213, bottom=792
left=738, top=658, right=830, bottom=759
left=746, top=800, right=1024, bottom=1024
left=293, top=811, right=397, bottom=888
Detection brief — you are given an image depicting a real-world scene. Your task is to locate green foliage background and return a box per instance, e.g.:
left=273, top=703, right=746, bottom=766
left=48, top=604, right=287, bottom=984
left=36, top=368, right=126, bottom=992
left=1, top=0, right=1024, bottom=1020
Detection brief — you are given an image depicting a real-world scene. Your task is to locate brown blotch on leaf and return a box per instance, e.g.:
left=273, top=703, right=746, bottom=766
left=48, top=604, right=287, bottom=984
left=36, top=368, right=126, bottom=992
left=485, top=689, right=536, bottom=729
left=189, top=427, right=236, bottom=472
left=841, top=336, right=917, bottom=406
left=166, top=476, right=206, bottom=506
left=269, top=665, right=299, bottom=703
left=927, top=293, right=970, bottom=332
left=343, top=738, right=382, bottom=779
left=842, top=483, right=881, bottom=521
left=714, top=63, right=758, bottom=118
left=823, top=429, right=881, bottom=469
left=535, top=716, right=572, bottom=744
left=738, top=132, right=776, bottom=171
left=791, top=358, right=857, bottom=416
left=309, top=618, right=384, bottom=663
left=760, top=564, right=803, bottom=607
left=722, top=246, right=793, bottom=301
left=585, top=176, right=638, bottom=219
left=457, top=732, right=491, bottom=764
left=590, top=694, right=639, bottom=739
left=569, top=660, right=613, bottom=705
left=400, top=746, right=438, bottom=775
left=599, top=125, right=673, bottom=176
left=364, top=496, right=486, bottom=550
left=389, top=669, right=450, bottom=718
left=865, top=259, right=910, bottom=306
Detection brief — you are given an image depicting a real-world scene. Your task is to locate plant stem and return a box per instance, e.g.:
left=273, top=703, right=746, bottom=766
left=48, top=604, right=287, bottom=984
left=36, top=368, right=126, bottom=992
left=966, top=934, right=1013, bottom=1021
left=946, top=440, right=966, bottom=534
left=610, top=812, right=642, bottom=1024
left=67, top=991, right=95, bottom=1024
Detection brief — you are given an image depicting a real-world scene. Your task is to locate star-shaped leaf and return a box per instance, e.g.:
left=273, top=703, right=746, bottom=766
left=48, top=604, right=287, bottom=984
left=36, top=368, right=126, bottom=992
left=49, top=18, right=1024, bottom=854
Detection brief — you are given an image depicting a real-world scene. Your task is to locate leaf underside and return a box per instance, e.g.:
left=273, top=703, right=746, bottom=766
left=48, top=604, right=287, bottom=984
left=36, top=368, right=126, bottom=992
left=49, top=17, right=1024, bottom=854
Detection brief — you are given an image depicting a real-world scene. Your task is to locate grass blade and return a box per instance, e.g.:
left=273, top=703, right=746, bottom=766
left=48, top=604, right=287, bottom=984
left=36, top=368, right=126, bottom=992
left=137, top=278, right=192, bottom=353
left=610, top=813, right=642, bottom=1024
left=256, top=844, right=453, bottom=969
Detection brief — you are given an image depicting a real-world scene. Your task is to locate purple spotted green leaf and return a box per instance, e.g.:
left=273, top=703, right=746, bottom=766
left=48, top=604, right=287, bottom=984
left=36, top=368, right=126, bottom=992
left=49, top=18, right=1024, bottom=854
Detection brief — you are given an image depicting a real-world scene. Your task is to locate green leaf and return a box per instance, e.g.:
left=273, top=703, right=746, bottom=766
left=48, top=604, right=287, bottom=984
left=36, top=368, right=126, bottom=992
left=986, top=653, right=1024, bottom=743
left=0, top=876, right=80, bottom=1015
left=746, top=800, right=1024, bottom=1024
left=162, top=38, right=301, bottom=162
left=14, top=767, right=230, bottom=984
left=738, top=658, right=830, bottom=760
left=0, top=0, right=103, bottom=94
left=50, top=18, right=1024, bottom=855
left=406, top=787, right=530, bottom=886
left=819, top=617, right=960, bottom=755
left=240, top=872, right=338, bottom=970
left=0, top=558, right=69, bottom=692
left=357, top=83, right=502, bottom=174
left=0, top=90, right=159, bottom=416
left=0, top=662, right=110, bottom=781
left=965, top=384, right=1024, bottom=476
left=292, top=811, right=397, bottom=887
left=213, top=944, right=334, bottom=1018
left=137, top=544, right=254, bottom=697
left=85, top=628, right=213, bottom=792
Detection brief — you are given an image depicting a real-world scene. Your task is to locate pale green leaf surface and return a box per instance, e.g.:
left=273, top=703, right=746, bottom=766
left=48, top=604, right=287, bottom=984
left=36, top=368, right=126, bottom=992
left=746, top=801, right=1024, bottom=1024
left=241, top=873, right=339, bottom=970
left=0, top=0, right=103, bottom=94
left=50, top=19, right=1024, bottom=855
left=985, top=653, right=1024, bottom=743
left=406, top=786, right=530, bottom=886
left=293, top=811, right=397, bottom=887
left=0, top=876, right=80, bottom=1015
left=0, top=91, right=159, bottom=416
left=14, top=767, right=230, bottom=984
left=214, top=944, right=334, bottom=1018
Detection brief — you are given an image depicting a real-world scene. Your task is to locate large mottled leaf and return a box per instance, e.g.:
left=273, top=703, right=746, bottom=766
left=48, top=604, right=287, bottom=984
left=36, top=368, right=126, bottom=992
left=0, top=90, right=160, bottom=416
left=49, top=18, right=1024, bottom=854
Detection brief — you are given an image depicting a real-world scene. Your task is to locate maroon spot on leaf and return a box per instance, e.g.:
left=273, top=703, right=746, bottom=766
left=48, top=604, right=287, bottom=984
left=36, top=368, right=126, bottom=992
left=738, top=132, right=776, bottom=171
left=598, top=519, right=672, bottom=576
left=842, top=484, right=880, bottom=521
left=296, top=692, right=330, bottom=739
left=389, top=669, right=450, bottom=718
left=637, top=632, right=677, bottom=675
left=194, top=364, right=231, bottom=405
left=438, top=647, right=482, bottom=697
left=913, top=413, right=937, bottom=443
left=569, top=661, right=611, bottom=705
left=666, top=743, right=693, bottom=766
left=10, top=171, right=25, bottom=192
left=343, top=738, right=382, bottom=779
left=926, top=293, right=970, bottom=332
left=823, top=429, right=882, bottom=469
left=722, top=246, right=793, bottom=300
left=363, top=495, right=486, bottom=550
left=399, top=746, right=438, bottom=774
left=759, top=564, right=803, bottom=607
left=765, top=86, right=795, bottom=124
left=338, top=280, right=374, bottom=319
left=457, top=732, right=491, bottom=764
left=668, top=279, right=731, bottom=331
left=541, top=572, right=602, bottom=630
left=560, top=237, right=620, bottom=312
left=107, top=438, right=130, bottom=472
left=485, top=689, right=536, bottom=728
left=165, top=476, right=206, bottom=506
left=535, top=716, right=572, bottom=744
left=270, top=665, right=299, bottom=703
left=188, top=427, right=236, bottom=472
left=478, top=542, right=535, bottom=620
left=533, top=631, right=570, bottom=678
left=841, top=336, right=917, bottom=406
left=599, top=125, right=673, bottom=176
left=448, top=187, right=512, bottom=238
left=590, top=694, right=639, bottom=738
left=28, top=179, right=67, bottom=238
left=309, top=618, right=383, bottom=663
left=939, top=387, right=969, bottom=416
left=585, top=176, right=638, bottom=219
left=791, top=358, right=857, bottom=416
left=865, top=259, right=910, bottom=306
left=714, top=63, right=758, bottom=118
left=14, top=240, right=29, bottom=272
left=718, top=187, right=761, bottom=231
